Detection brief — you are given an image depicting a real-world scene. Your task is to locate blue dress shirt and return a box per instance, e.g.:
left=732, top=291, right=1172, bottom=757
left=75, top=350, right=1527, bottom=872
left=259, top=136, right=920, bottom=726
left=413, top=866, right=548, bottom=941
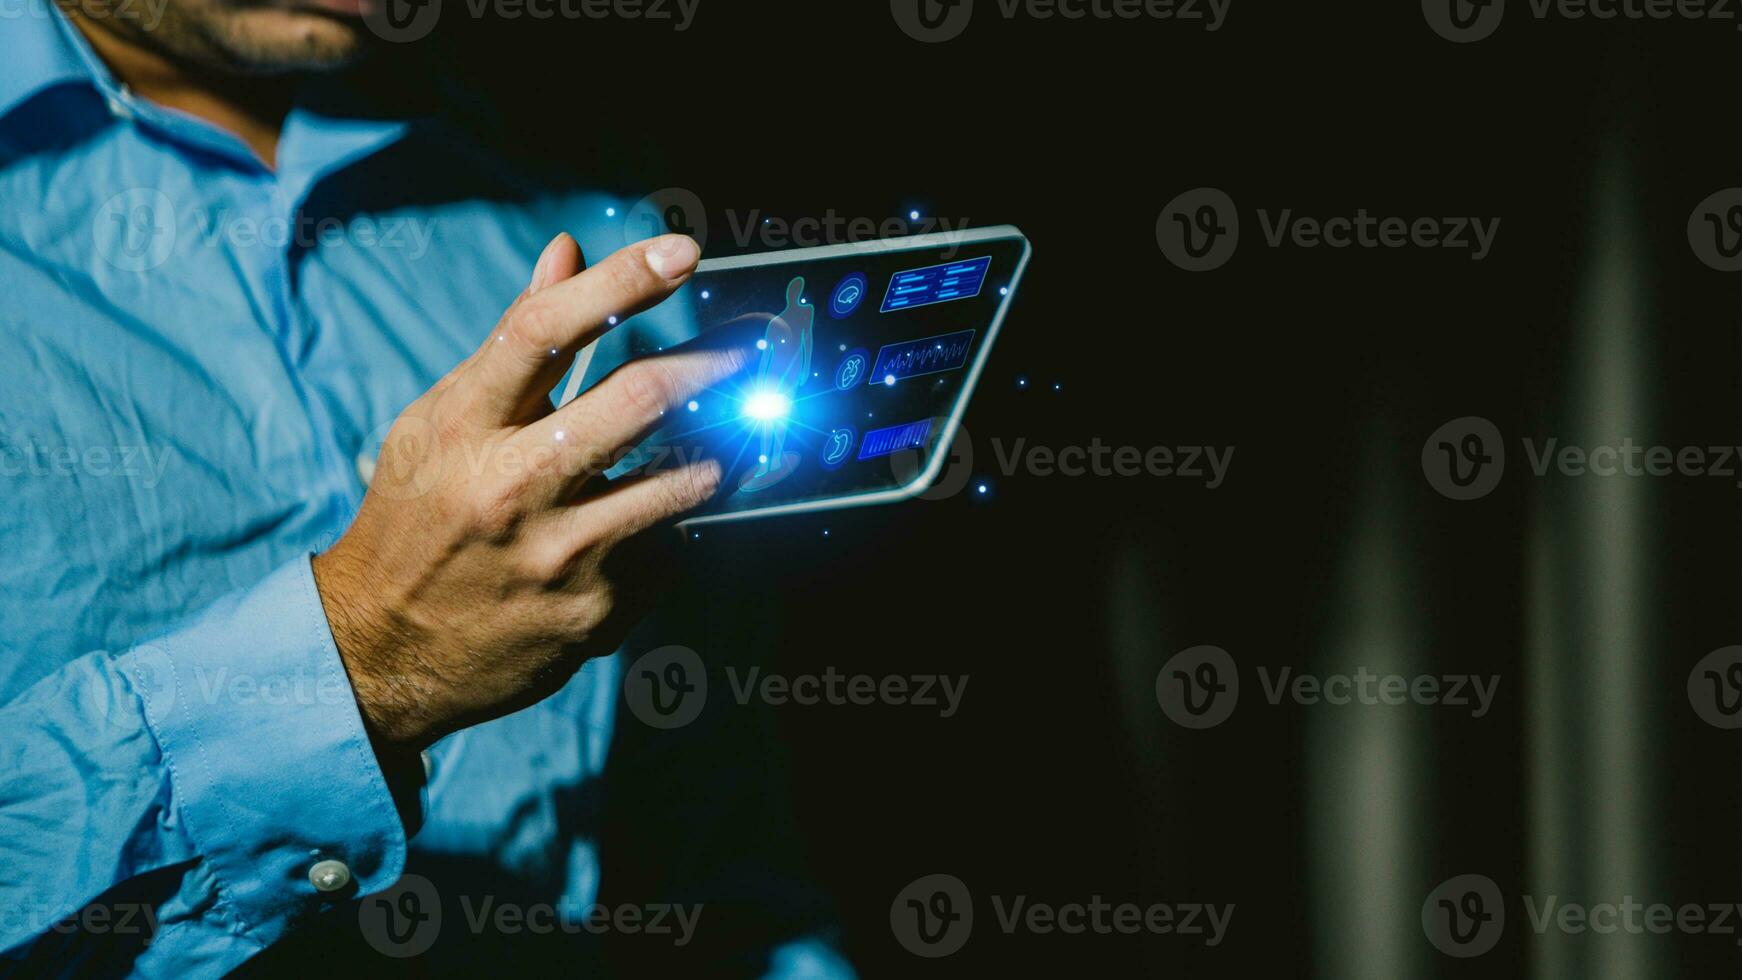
left=0, top=9, right=849, bottom=977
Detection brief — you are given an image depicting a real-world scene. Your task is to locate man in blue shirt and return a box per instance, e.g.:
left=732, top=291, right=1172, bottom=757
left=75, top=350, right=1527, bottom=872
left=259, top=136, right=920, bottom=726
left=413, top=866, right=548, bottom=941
left=0, top=2, right=851, bottom=975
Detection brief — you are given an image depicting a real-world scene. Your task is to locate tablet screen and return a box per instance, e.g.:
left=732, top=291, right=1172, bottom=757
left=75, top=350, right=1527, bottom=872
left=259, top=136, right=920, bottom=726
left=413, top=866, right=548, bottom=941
left=628, top=228, right=1029, bottom=524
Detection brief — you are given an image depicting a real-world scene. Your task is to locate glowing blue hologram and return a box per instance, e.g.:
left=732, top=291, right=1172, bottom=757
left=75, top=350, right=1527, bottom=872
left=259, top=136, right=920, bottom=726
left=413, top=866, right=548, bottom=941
left=738, top=275, right=813, bottom=494
left=742, top=389, right=792, bottom=421
left=857, top=418, right=933, bottom=460
left=829, top=273, right=868, bottom=319
left=872, top=329, right=975, bottom=383
left=820, top=427, right=856, bottom=468
left=880, top=255, right=991, bottom=313
left=834, top=348, right=869, bottom=390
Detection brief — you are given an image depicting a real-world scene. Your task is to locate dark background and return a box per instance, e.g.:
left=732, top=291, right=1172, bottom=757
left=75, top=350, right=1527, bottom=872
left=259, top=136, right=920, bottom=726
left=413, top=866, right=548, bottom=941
left=396, top=3, right=1742, bottom=975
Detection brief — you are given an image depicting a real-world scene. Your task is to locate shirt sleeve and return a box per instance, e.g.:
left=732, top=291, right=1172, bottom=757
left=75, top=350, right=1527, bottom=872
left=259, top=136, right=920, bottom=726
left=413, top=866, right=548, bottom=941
left=0, top=555, right=412, bottom=977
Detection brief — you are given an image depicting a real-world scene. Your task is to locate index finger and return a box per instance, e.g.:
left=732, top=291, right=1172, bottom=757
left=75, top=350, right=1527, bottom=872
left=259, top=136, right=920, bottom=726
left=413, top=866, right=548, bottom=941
left=460, top=234, right=701, bottom=426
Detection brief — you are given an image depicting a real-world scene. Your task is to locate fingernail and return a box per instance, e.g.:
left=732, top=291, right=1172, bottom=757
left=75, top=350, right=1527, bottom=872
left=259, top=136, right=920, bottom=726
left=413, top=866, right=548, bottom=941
left=645, top=235, right=700, bottom=281
left=529, top=235, right=564, bottom=294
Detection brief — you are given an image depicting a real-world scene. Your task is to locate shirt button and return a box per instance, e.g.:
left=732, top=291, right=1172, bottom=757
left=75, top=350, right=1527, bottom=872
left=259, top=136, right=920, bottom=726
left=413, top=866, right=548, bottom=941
left=308, top=859, right=352, bottom=893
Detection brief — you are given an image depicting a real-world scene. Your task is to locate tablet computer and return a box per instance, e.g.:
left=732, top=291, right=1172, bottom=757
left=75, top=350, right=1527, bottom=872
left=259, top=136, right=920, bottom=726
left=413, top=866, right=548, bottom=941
left=601, top=225, right=1030, bottom=525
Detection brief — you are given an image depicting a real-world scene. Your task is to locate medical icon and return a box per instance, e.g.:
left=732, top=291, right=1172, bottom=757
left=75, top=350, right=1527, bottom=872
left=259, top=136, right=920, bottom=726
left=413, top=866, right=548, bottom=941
left=830, top=273, right=869, bottom=319
left=821, top=427, right=856, bottom=468
left=834, top=348, right=870, bottom=391
left=739, top=276, right=814, bottom=493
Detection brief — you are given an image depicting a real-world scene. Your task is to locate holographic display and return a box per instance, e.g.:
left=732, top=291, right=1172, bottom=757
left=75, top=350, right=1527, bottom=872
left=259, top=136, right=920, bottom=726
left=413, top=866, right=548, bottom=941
left=610, top=227, right=1029, bottom=524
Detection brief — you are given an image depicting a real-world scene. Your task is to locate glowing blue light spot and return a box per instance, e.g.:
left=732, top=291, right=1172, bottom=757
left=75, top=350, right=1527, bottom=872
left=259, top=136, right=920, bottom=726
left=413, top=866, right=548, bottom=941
left=743, top=390, right=792, bottom=421
left=884, top=374, right=896, bottom=386
left=977, top=484, right=988, bottom=494
left=701, top=290, right=711, bottom=299
left=756, top=339, right=768, bottom=350
left=1000, top=286, right=1009, bottom=295
left=909, top=210, right=920, bottom=220
left=1053, top=383, right=1061, bottom=391
left=608, top=316, right=618, bottom=325
left=605, top=207, right=616, bottom=217
left=758, top=454, right=769, bottom=464
left=1017, top=376, right=1028, bottom=387
left=687, top=400, right=699, bottom=412
left=822, top=529, right=830, bottom=537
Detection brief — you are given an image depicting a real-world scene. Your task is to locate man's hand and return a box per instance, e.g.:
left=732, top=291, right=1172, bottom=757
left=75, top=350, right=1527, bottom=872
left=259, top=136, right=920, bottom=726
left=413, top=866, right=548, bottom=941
left=312, top=233, right=738, bottom=755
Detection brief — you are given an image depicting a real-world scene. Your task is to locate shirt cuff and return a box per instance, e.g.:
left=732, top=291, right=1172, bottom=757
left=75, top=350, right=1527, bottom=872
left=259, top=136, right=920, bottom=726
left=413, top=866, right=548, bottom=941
left=120, top=555, right=409, bottom=945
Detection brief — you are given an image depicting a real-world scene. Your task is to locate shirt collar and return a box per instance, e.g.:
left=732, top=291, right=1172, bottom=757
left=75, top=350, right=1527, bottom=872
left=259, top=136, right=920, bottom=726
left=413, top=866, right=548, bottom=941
left=0, top=0, right=120, bottom=121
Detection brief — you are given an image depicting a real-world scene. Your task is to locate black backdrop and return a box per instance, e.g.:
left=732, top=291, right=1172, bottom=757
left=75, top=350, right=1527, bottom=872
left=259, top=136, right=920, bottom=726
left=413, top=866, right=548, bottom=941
left=348, top=3, right=1742, bottom=976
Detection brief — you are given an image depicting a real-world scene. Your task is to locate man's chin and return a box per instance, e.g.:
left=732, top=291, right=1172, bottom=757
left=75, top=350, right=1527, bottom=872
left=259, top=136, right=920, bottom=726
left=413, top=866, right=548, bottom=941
left=209, top=7, right=370, bottom=71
